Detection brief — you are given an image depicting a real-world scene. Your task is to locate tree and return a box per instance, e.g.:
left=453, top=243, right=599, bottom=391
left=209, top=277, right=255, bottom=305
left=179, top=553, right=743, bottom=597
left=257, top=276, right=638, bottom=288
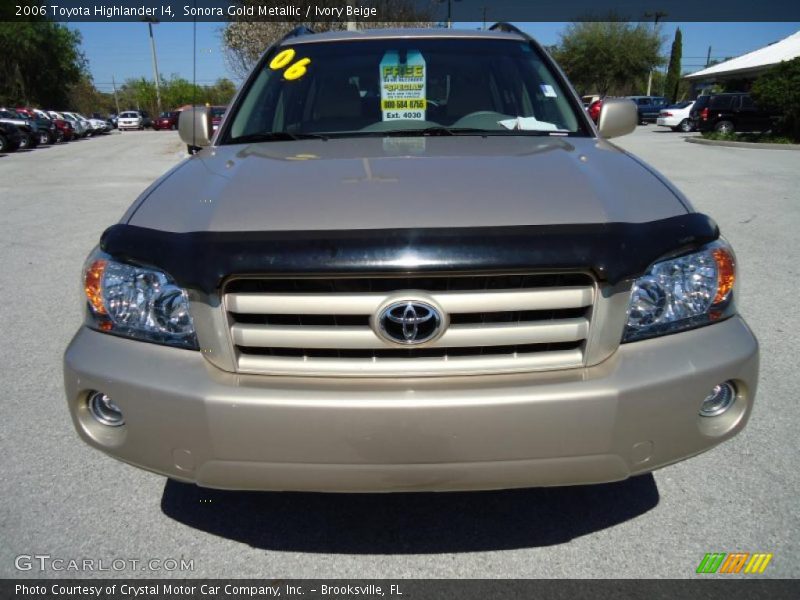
left=751, top=57, right=800, bottom=142
left=664, top=28, right=682, bottom=103
left=0, top=20, right=87, bottom=107
left=222, top=0, right=434, bottom=79
left=68, top=75, right=115, bottom=115
left=551, top=20, right=663, bottom=97
left=117, top=76, right=240, bottom=115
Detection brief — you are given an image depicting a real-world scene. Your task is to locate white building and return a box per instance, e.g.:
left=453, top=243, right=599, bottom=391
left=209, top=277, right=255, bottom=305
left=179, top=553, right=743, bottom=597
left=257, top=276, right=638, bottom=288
left=685, top=30, right=800, bottom=90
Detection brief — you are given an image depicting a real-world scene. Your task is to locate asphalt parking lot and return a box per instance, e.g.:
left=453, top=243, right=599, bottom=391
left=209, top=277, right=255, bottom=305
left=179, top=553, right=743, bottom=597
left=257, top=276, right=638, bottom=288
left=0, top=126, right=798, bottom=579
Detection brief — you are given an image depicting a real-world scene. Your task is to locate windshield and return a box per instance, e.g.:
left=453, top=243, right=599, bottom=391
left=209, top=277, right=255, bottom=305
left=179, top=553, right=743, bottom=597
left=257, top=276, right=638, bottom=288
left=120, top=112, right=139, bottom=118
left=225, top=38, right=586, bottom=143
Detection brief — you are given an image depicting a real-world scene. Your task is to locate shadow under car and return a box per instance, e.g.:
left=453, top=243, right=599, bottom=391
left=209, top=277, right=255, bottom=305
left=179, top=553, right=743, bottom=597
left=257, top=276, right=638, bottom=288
left=161, top=474, right=659, bottom=554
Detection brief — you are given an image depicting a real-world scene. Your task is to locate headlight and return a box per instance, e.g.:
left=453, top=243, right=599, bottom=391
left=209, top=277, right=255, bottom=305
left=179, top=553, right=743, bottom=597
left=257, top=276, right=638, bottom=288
left=83, top=251, right=198, bottom=349
left=622, top=240, right=736, bottom=342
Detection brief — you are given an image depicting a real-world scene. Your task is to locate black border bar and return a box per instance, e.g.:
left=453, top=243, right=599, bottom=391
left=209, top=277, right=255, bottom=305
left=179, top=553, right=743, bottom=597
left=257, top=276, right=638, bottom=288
left=4, top=0, right=800, bottom=22
left=4, top=579, right=798, bottom=599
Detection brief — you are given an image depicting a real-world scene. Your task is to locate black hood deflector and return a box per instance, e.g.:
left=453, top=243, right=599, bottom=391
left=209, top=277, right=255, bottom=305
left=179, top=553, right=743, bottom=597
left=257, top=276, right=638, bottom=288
left=100, top=213, right=719, bottom=294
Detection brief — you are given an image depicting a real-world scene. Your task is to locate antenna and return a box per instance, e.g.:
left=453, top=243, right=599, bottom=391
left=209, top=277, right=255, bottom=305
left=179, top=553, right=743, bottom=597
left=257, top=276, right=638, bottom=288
left=192, top=0, right=196, bottom=151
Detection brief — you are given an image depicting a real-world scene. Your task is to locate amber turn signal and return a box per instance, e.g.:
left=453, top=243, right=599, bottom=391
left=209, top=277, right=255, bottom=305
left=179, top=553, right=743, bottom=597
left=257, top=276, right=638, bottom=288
left=712, top=247, right=735, bottom=305
left=84, top=259, right=107, bottom=315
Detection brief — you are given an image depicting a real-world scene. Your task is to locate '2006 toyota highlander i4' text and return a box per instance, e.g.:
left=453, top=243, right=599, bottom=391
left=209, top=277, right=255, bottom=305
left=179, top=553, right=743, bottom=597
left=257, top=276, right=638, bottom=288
left=64, top=25, right=758, bottom=492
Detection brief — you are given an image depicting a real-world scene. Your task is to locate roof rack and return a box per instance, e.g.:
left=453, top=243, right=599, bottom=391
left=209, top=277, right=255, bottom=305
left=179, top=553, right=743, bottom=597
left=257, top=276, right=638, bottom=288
left=489, top=22, right=528, bottom=37
left=280, top=25, right=316, bottom=43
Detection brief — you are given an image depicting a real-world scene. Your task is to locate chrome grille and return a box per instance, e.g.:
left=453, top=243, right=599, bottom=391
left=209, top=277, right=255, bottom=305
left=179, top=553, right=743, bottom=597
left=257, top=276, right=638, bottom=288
left=223, top=273, right=596, bottom=377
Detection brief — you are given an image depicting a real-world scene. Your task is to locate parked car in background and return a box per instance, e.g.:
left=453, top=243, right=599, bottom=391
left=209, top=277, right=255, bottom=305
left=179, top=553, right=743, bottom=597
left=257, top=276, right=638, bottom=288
left=581, top=94, right=601, bottom=108
left=656, top=101, right=695, bottom=133
left=118, top=110, right=153, bottom=130
left=53, top=112, right=87, bottom=138
left=15, top=107, right=58, bottom=144
left=108, top=113, right=118, bottom=129
left=85, top=115, right=111, bottom=134
left=588, top=98, right=603, bottom=123
left=0, top=108, right=38, bottom=149
left=627, top=96, right=669, bottom=124
left=0, top=122, right=24, bottom=152
left=153, top=111, right=179, bottom=130
left=63, top=112, right=93, bottom=136
left=689, top=92, right=776, bottom=134
left=117, top=111, right=142, bottom=130
left=51, top=115, right=75, bottom=142
left=210, top=106, right=227, bottom=133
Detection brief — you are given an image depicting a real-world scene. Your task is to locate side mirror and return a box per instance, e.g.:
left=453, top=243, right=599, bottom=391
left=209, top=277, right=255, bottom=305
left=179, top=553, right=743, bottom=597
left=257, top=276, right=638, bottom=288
left=179, top=107, right=211, bottom=153
left=597, top=99, right=638, bottom=138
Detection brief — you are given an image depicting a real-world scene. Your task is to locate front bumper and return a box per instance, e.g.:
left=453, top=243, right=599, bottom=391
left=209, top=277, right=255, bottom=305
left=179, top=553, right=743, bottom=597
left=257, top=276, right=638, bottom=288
left=64, top=316, right=758, bottom=492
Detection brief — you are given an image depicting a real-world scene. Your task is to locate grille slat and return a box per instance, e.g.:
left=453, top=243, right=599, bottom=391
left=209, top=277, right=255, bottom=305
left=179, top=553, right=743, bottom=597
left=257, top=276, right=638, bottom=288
left=226, top=287, right=593, bottom=315
left=231, top=318, right=589, bottom=350
left=223, top=273, right=596, bottom=378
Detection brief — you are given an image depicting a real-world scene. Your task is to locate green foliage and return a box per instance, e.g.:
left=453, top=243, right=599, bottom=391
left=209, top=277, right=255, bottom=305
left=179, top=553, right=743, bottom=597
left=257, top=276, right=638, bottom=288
left=664, top=28, right=682, bottom=103
left=551, top=20, right=663, bottom=96
left=68, top=75, right=116, bottom=115
left=117, top=76, right=239, bottom=115
left=701, top=131, right=796, bottom=144
left=751, top=57, right=800, bottom=142
left=0, top=21, right=86, bottom=107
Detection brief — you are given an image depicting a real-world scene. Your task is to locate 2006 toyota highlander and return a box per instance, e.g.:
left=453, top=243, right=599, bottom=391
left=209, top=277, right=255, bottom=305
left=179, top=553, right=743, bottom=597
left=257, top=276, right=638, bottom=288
left=63, top=24, right=759, bottom=492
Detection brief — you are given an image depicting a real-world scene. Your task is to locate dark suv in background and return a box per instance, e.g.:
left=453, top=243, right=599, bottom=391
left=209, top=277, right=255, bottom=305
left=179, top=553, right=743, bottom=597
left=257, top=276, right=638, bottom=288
left=690, top=92, right=776, bottom=134
left=627, top=96, right=669, bottom=124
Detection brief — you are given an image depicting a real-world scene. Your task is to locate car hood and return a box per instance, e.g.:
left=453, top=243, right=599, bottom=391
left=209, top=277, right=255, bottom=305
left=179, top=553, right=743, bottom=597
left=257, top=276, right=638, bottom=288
left=126, top=136, right=690, bottom=232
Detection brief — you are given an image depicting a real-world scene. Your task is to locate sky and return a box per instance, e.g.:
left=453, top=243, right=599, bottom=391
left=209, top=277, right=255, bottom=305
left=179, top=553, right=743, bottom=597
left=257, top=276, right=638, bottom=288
left=71, top=21, right=800, bottom=95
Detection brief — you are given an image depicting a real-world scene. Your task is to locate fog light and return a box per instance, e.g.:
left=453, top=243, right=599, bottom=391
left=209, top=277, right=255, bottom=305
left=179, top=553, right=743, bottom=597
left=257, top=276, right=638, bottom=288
left=87, top=391, right=125, bottom=426
left=700, top=381, right=736, bottom=417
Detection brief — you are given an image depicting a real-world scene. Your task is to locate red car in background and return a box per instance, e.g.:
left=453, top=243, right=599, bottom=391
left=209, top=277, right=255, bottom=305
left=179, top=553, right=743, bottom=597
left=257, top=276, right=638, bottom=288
left=49, top=115, right=75, bottom=141
left=588, top=99, right=603, bottom=124
left=210, top=106, right=227, bottom=133
left=153, top=111, right=179, bottom=130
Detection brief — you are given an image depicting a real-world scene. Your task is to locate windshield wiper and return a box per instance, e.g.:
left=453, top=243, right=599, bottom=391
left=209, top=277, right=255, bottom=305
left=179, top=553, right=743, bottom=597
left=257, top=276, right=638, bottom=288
left=227, top=131, right=328, bottom=144
left=381, top=126, right=489, bottom=137
left=380, top=126, right=556, bottom=137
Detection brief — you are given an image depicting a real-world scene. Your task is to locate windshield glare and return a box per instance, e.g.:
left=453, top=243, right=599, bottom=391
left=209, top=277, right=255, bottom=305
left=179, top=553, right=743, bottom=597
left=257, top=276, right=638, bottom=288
left=226, top=38, right=585, bottom=142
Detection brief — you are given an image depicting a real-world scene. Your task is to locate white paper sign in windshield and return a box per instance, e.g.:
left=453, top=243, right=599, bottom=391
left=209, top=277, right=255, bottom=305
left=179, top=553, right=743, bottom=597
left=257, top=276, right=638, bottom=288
left=380, top=50, right=426, bottom=121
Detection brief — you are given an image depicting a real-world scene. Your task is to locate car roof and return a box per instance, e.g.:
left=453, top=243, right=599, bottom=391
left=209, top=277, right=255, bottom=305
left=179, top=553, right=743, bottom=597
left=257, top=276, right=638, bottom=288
left=281, top=27, right=526, bottom=46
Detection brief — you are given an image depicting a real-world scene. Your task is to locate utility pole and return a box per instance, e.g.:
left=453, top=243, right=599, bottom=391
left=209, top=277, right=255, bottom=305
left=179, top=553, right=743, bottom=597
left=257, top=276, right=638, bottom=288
left=438, top=0, right=461, bottom=29
left=145, top=18, right=162, bottom=114
left=645, top=11, right=667, bottom=96
left=111, top=75, right=120, bottom=115
left=706, top=46, right=712, bottom=67
left=482, top=6, right=487, bottom=30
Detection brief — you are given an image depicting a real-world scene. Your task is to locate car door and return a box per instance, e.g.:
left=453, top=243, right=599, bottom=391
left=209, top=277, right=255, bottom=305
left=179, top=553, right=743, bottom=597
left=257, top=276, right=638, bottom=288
left=637, top=97, right=651, bottom=121
left=739, top=95, right=770, bottom=132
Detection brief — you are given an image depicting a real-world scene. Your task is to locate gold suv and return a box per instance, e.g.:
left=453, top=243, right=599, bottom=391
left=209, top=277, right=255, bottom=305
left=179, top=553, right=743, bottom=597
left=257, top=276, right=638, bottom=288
left=63, top=25, right=758, bottom=492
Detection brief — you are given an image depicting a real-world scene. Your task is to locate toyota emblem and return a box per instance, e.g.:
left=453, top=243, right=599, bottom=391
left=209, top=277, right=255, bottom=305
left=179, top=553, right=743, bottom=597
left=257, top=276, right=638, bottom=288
left=377, top=301, right=443, bottom=345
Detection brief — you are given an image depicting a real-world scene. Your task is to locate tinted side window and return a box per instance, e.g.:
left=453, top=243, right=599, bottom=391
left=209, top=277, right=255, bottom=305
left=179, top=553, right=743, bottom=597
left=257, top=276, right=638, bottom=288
left=740, top=95, right=755, bottom=109
left=710, top=96, right=734, bottom=109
